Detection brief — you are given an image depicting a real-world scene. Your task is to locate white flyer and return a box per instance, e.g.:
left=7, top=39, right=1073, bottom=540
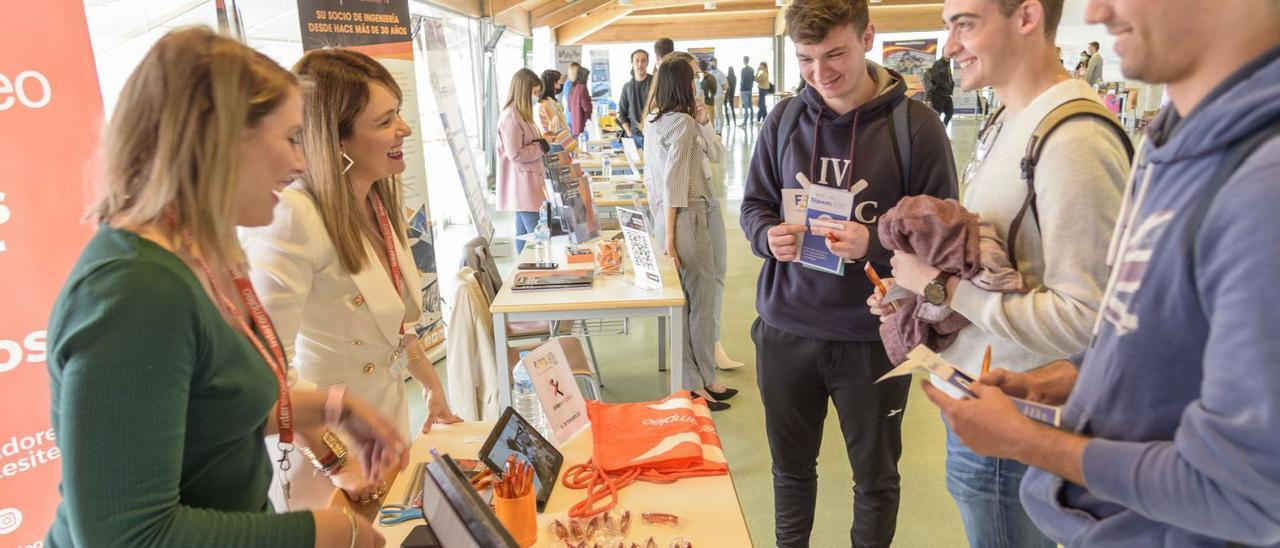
left=523, top=338, right=589, bottom=445
left=617, top=207, right=663, bottom=290
left=799, top=183, right=855, bottom=275
left=877, top=346, right=1063, bottom=426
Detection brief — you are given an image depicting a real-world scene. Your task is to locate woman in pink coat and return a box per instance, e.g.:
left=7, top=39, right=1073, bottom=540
left=568, top=66, right=593, bottom=138
left=496, top=68, right=550, bottom=253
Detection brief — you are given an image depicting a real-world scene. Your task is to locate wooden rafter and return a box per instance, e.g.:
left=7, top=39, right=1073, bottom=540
left=555, top=3, right=633, bottom=44
left=578, top=13, right=775, bottom=42
left=533, top=0, right=614, bottom=29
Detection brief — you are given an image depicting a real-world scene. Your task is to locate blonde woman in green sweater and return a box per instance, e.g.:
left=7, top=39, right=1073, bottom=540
left=45, top=28, right=404, bottom=548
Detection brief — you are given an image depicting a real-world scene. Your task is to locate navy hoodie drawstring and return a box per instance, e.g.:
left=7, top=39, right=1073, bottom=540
left=807, top=107, right=861, bottom=188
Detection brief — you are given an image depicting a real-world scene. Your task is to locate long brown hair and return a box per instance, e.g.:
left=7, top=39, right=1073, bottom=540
left=504, top=68, right=543, bottom=125
left=644, top=51, right=696, bottom=123
left=93, top=26, right=298, bottom=266
left=646, top=54, right=697, bottom=129
left=292, top=48, right=408, bottom=275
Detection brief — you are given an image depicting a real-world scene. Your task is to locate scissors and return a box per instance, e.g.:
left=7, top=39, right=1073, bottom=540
left=378, top=504, right=424, bottom=525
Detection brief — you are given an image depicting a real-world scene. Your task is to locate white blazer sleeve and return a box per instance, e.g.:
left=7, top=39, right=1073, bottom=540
left=240, top=189, right=320, bottom=365
left=697, top=121, right=724, bottom=164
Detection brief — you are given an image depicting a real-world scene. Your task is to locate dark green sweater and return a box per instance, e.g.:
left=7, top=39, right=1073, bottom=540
left=46, top=227, right=314, bottom=547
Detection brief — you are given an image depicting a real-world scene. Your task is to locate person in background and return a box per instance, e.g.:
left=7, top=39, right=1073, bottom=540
left=925, top=0, right=1280, bottom=546
left=740, top=56, right=756, bottom=123
left=710, top=57, right=729, bottom=134
left=740, top=0, right=958, bottom=543
left=655, top=37, right=675, bottom=65
left=46, top=27, right=404, bottom=548
left=562, top=62, right=581, bottom=130
left=873, top=0, right=1129, bottom=546
left=495, top=69, right=551, bottom=254
left=926, top=55, right=955, bottom=125
left=699, top=59, right=719, bottom=130
left=538, top=69, right=577, bottom=153
left=569, top=66, right=593, bottom=139
left=1084, top=40, right=1104, bottom=87
left=618, top=49, right=653, bottom=148
left=242, top=47, right=462, bottom=512
left=643, top=59, right=736, bottom=411
left=725, top=63, right=739, bottom=127
left=755, top=61, right=773, bottom=121
left=645, top=51, right=742, bottom=371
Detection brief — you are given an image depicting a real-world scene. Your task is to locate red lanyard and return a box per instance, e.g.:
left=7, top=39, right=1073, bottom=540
left=165, top=214, right=294, bottom=445
left=370, top=192, right=407, bottom=337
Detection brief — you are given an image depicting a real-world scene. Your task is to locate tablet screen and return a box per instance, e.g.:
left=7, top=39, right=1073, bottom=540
left=479, top=407, right=564, bottom=512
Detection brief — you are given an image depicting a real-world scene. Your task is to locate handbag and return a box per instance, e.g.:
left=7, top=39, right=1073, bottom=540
left=561, top=391, right=728, bottom=518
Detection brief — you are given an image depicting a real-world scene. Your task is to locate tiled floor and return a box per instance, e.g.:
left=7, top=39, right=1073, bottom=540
left=412, top=113, right=985, bottom=547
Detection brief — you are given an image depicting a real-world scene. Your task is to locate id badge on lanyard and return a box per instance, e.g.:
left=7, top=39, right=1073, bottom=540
left=373, top=192, right=411, bottom=378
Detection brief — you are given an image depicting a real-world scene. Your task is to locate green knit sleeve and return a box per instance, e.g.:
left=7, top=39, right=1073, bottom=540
left=50, top=259, right=316, bottom=547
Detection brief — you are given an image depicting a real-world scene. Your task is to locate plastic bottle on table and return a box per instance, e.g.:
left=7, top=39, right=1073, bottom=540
left=512, top=351, right=553, bottom=439
left=533, top=206, right=551, bottom=263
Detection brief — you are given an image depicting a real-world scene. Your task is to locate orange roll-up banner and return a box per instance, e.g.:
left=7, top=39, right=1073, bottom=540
left=0, top=0, right=103, bottom=543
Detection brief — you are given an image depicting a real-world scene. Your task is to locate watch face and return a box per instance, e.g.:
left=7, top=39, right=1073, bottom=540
left=924, top=281, right=946, bottom=305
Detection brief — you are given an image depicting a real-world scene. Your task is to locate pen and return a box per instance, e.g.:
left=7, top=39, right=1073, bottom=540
left=864, top=262, right=899, bottom=312
left=981, top=345, right=992, bottom=377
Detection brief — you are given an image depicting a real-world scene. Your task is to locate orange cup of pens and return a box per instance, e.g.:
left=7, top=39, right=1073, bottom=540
left=494, top=460, right=537, bottom=547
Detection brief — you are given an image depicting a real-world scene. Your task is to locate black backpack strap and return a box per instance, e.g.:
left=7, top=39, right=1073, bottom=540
left=886, top=96, right=913, bottom=196
left=1007, top=98, right=1134, bottom=268
left=773, top=96, right=806, bottom=186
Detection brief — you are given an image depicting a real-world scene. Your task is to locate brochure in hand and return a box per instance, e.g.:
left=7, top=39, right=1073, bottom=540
left=876, top=345, right=1063, bottom=426
left=511, top=269, right=595, bottom=291
left=798, top=183, right=855, bottom=275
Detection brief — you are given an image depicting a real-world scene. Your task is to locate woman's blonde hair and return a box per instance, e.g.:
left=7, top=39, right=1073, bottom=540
left=644, top=51, right=697, bottom=131
left=504, top=68, right=543, bottom=125
left=93, top=26, right=298, bottom=265
left=292, top=48, right=408, bottom=275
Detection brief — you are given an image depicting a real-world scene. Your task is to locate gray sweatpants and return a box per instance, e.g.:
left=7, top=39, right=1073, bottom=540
left=674, top=197, right=728, bottom=390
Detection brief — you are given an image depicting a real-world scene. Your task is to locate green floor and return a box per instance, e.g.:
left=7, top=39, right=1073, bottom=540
left=417, top=117, right=982, bottom=547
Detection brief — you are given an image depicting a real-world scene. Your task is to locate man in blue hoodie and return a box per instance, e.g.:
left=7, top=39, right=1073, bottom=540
left=740, top=0, right=957, bottom=545
left=922, top=0, right=1280, bottom=546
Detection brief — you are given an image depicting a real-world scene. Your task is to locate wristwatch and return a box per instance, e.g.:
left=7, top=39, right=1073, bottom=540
left=924, top=272, right=950, bottom=306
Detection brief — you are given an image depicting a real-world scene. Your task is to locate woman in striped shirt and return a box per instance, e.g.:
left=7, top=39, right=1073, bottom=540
left=643, top=58, right=737, bottom=411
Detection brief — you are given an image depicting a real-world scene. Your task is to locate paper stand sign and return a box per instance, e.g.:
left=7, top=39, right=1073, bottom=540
left=523, top=339, right=589, bottom=445
left=616, top=207, right=663, bottom=290
left=620, top=138, right=642, bottom=177
left=877, top=346, right=1062, bottom=426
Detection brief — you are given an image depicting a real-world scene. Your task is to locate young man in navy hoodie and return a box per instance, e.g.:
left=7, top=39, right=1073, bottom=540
left=739, top=0, right=957, bottom=545
left=924, top=0, right=1280, bottom=546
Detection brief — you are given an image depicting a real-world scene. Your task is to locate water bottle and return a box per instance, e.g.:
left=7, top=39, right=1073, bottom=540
left=533, top=206, right=551, bottom=262
left=512, top=352, right=553, bottom=439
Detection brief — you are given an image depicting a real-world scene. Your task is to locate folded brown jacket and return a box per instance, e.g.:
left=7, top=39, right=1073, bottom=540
left=876, top=195, right=1025, bottom=364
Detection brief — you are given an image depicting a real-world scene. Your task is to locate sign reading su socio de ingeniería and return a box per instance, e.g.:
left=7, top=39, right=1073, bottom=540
left=299, top=7, right=410, bottom=50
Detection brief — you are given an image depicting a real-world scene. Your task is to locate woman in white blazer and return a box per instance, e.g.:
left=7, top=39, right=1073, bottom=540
left=241, top=49, right=458, bottom=511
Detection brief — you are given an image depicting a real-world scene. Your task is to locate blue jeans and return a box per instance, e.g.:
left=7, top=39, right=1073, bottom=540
left=631, top=134, right=644, bottom=149
left=513, top=211, right=541, bottom=254
left=945, top=426, right=1055, bottom=548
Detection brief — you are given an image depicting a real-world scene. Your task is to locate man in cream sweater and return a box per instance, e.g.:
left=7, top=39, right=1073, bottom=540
left=873, top=0, right=1130, bottom=546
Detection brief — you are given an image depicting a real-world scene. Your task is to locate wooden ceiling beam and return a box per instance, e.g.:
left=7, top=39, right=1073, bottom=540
left=578, top=14, right=775, bottom=42
left=493, top=7, right=533, bottom=35
left=533, top=0, right=613, bottom=29
left=632, top=1, right=776, bottom=16
left=555, top=3, right=634, bottom=44
left=868, top=4, right=945, bottom=32
left=486, top=0, right=528, bottom=17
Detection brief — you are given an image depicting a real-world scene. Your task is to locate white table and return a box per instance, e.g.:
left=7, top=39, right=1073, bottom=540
left=492, top=234, right=684, bottom=409
left=375, top=421, right=753, bottom=547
